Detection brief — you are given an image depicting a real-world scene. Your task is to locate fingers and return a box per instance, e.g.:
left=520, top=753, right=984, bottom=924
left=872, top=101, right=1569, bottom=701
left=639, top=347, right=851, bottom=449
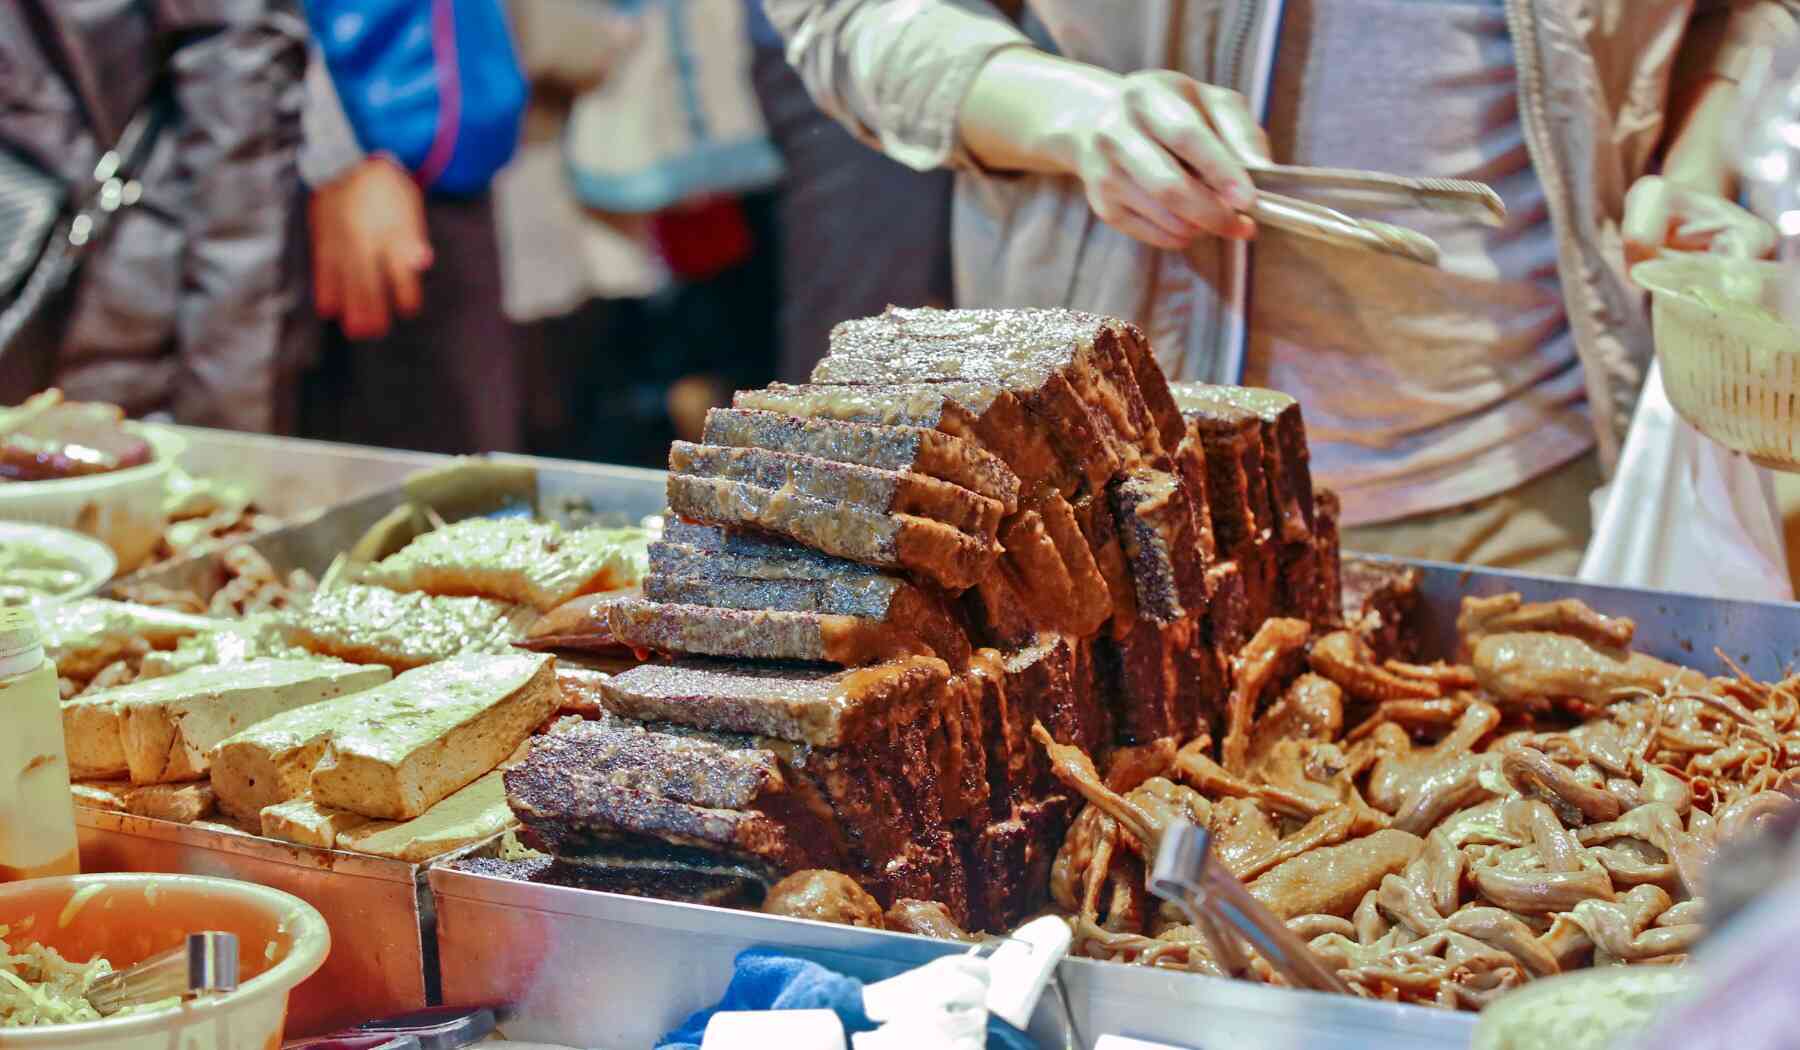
left=1622, top=176, right=1674, bottom=263
left=384, top=240, right=427, bottom=320
left=1623, top=174, right=1779, bottom=265
left=338, top=238, right=392, bottom=342
left=1198, top=83, right=1273, bottom=166
left=308, top=198, right=344, bottom=321
left=1094, top=131, right=1252, bottom=240
left=1125, top=76, right=1256, bottom=211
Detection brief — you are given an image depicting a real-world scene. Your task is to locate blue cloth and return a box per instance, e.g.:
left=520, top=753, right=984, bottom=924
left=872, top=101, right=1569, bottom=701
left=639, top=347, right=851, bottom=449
left=657, top=949, right=1039, bottom=1050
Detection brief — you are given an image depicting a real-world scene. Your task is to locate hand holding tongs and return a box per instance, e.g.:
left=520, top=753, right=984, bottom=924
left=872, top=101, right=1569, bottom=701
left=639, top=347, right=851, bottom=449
left=1241, top=162, right=1507, bottom=267
left=85, top=931, right=239, bottom=1016
left=1149, top=821, right=1350, bottom=995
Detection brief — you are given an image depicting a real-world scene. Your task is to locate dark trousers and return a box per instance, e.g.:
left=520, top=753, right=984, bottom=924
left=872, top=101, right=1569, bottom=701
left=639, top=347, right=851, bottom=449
left=301, top=192, right=525, bottom=454
left=750, top=45, right=954, bottom=381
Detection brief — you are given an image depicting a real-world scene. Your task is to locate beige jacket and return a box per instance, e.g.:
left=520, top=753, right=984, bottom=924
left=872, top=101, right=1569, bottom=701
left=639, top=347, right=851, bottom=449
left=766, top=0, right=1796, bottom=472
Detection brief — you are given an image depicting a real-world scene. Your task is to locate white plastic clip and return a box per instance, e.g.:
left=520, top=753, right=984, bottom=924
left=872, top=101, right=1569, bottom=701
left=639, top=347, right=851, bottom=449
left=982, top=915, right=1072, bottom=1030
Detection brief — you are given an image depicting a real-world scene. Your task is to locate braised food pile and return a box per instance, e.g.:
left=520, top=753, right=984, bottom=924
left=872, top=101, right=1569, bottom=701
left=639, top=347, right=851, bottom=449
left=496, top=307, right=1349, bottom=931
left=1037, top=594, right=1796, bottom=1008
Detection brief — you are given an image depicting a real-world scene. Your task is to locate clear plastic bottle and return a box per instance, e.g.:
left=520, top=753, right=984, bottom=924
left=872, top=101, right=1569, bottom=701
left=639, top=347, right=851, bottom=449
left=0, top=606, right=79, bottom=880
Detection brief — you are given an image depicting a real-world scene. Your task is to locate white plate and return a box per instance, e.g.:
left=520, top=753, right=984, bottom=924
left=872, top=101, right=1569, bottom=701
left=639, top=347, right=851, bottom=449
left=0, top=521, right=118, bottom=609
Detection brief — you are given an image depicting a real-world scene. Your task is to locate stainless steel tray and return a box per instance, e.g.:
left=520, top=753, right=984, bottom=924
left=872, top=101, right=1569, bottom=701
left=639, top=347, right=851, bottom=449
left=80, top=454, right=668, bottom=1036
left=76, top=808, right=499, bottom=1037
left=428, top=559, right=1800, bottom=1050
left=114, top=454, right=669, bottom=600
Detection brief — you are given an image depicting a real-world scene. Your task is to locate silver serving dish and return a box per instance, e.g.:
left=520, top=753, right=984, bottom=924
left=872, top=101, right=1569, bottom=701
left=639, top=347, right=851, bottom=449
left=428, top=559, right=1800, bottom=1049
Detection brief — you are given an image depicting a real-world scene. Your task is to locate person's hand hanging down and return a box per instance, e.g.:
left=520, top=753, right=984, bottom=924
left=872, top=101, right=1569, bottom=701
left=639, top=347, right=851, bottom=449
left=1623, top=75, right=1778, bottom=266
left=958, top=50, right=1270, bottom=250
left=309, top=155, right=435, bottom=340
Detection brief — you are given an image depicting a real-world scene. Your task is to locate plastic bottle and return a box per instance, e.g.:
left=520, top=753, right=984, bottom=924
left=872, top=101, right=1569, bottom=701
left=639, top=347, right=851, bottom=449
left=0, top=606, right=79, bottom=880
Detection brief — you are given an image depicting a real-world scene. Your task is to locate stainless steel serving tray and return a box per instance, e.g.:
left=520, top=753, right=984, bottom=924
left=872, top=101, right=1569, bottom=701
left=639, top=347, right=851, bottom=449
left=80, top=455, right=668, bottom=1036
left=76, top=808, right=499, bottom=1037
left=428, top=559, right=1800, bottom=1050
left=113, top=454, right=669, bottom=599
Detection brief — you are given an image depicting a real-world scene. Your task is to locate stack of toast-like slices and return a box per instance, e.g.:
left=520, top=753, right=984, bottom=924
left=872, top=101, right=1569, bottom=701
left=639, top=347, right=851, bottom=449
left=508, top=306, right=1341, bottom=930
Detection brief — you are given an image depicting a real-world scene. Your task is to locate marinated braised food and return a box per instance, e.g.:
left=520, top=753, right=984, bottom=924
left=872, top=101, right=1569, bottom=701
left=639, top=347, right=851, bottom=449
left=0, top=391, right=151, bottom=483
left=1041, top=594, right=1798, bottom=1009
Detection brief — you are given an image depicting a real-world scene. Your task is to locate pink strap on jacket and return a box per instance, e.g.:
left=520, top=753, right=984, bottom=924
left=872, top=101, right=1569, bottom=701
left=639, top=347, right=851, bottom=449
left=415, top=0, right=462, bottom=188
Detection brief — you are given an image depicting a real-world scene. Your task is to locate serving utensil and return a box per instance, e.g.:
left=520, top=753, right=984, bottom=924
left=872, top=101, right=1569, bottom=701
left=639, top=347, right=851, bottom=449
left=1241, top=163, right=1506, bottom=267
left=1148, top=822, right=1349, bottom=995
left=85, top=930, right=239, bottom=1016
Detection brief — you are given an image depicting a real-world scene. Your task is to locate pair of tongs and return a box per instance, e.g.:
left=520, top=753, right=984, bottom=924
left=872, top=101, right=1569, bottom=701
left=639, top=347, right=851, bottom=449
left=1149, top=821, right=1349, bottom=995
left=85, top=931, right=239, bottom=1016
left=1243, top=163, right=1507, bottom=267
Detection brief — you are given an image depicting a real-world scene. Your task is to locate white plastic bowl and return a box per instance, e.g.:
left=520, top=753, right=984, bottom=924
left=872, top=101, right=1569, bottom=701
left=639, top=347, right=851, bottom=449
left=0, top=424, right=184, bottom=573
left=0, top=873, right=329, bottom=1049
left=0, top=522, right=117, bottom=608
left=1633, top=256, right=1800, bottom=471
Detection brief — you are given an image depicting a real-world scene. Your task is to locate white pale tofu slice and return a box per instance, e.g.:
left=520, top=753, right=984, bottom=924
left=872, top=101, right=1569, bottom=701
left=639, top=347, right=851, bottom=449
left=310, top=653, right=556, bottom=820
left=70, top=659, right=391, bottom=786
left=335, top=769, right=517, bottom=863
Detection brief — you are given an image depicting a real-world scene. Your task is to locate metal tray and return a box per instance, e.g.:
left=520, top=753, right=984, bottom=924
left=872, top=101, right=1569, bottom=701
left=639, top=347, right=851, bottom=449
left=114, top=454, right=669, bottom=600
left=79, top=455, right=668, bottom=1035
left=428, top=559, right=1800, bottom=1050
left=75, top=808, right=499, bottom=1037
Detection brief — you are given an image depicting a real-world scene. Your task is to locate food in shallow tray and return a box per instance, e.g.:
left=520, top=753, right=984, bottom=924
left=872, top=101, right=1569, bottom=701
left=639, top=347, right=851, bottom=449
left=277, top=582, right=537, bottom=671
left=1032, top=595, right=1796, bottom=1009
left=0, top=390, right=152, bottom=483
left=361, top=518, right=650, bottom=612
left=61, top=658, right=392, bottom=782
left=446, top=306, right=1798, bottom=1016
left=488, top=307, right=1335, bottom=932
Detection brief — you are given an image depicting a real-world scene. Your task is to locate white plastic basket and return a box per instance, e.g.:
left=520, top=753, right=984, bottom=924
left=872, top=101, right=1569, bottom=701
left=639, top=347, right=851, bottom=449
left=0, top=424, right=184, bottom=572
left=1633, top=256, right=1800, bottom=471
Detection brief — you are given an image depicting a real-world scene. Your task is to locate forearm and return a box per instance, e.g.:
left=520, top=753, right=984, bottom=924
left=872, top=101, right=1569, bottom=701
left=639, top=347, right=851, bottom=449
left=956, top=48, right=1121, bottom=175
left=764, top=0, right=1028, bottom=171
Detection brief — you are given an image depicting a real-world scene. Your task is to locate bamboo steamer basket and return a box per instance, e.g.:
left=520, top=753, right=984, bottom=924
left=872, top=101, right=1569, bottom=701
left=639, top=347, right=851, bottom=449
left=1633, top=256, right=1800, bottom=471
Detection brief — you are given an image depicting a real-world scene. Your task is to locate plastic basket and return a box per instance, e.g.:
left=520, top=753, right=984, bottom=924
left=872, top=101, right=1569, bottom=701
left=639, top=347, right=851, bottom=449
left=1633, top=256, right=1800, bottom=471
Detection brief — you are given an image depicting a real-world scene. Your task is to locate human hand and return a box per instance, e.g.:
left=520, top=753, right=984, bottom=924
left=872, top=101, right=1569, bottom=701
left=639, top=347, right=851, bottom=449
left=1061, top=70, right=1269, bottom=249
left=309, top=155, right=434, bottom=340
left=1623, top=175, right=1776, bottom=266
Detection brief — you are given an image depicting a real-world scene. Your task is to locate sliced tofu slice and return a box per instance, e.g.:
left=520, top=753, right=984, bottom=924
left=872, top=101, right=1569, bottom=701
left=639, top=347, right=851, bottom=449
left=67, top=659, right=391, bottom=786
left=310, top=653, right=557, bottom=820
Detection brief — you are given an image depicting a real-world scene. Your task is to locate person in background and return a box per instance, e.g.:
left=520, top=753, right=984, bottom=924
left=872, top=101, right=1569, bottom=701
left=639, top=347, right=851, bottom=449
left=298, top=5, right=528, bottom=455
left=766, top=0, right=1791, bottom=577
left=0, top=0, right=310, bottom=431
left=745, top=0, right=954, bottom=380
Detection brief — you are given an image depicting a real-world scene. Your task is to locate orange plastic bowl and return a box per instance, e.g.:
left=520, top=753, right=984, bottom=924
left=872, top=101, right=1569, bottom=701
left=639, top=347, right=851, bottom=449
left=0, top=873, right=328, bottom=1049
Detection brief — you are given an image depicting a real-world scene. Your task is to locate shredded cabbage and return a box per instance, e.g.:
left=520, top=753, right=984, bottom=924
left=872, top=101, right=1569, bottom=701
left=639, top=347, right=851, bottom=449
left=0, top=924, right=178, bottom=1027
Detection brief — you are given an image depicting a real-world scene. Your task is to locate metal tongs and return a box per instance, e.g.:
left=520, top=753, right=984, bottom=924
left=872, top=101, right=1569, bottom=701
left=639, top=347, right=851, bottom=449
left=85, top=931, right=239, bottom=1016
left=1149, top=822, right=1350, bottom=995
left=1242, top=162, right=1508, bottom=267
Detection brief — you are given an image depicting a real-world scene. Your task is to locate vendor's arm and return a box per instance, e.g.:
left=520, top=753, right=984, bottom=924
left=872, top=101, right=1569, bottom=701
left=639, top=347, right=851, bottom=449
left=1623, top=0, right=1798, bottom=261
left=764, top=0, right=1266, bottom=249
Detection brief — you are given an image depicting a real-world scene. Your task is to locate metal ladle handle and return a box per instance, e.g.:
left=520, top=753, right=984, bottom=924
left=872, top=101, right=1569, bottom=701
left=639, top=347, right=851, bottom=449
left=1149, top=823, right=1351, bottom=996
